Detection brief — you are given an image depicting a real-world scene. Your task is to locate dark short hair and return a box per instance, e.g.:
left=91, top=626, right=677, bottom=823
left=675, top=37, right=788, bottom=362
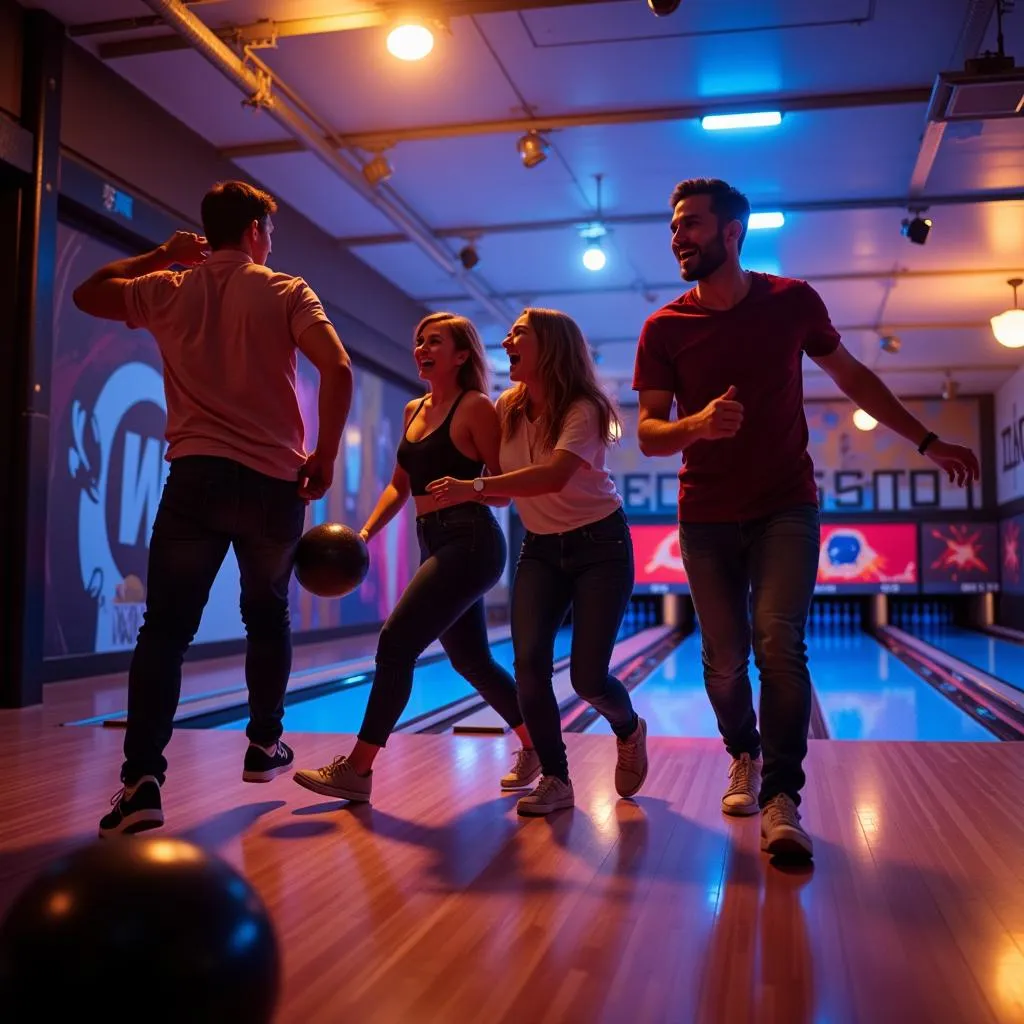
left=669, top=177, right=751, bottom=252
left=200, top=180, right=278, bottom=250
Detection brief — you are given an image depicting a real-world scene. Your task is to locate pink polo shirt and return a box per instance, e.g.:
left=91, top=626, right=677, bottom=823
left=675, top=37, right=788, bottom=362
left=123, top=250, right=330, bottom=481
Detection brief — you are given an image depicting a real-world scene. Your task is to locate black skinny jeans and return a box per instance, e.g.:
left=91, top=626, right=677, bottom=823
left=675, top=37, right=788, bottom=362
left=358, top=503, right=523, bottom=746
left=123, top=455, right=306, bottom=785
left=511, top=507, right=639, bottom=781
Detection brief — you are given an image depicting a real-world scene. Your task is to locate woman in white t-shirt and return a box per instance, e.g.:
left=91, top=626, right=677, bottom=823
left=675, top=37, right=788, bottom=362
left=427, top=308, right=648, bottom=815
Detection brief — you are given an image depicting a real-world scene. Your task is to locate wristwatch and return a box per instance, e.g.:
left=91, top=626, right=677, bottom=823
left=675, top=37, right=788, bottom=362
left=918, top=431, right=938, bottom=454
left=472, top=477, right=485, bottom=496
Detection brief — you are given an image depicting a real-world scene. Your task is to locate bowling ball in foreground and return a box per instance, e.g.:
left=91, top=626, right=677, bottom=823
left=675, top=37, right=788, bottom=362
left=294, top=522, right=370, bottom=598
left=0, top=837, right=280, bottom=1022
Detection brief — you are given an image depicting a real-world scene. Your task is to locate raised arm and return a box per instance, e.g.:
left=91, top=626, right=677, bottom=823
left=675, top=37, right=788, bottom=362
left=72, top=231, right=208, bottom=322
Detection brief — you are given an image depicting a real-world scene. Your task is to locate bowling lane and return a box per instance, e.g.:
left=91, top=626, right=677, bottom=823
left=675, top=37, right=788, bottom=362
left=587, top=628, right=997, bottom=741
left=903, top=625, right=1024, bottom=692
left=214, top=629, right=575, bottom=733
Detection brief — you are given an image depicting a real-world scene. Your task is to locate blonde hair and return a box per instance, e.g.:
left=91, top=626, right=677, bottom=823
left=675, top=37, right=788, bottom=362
left=501, top=307, right=619, bottom=451
left=413, top=312, right=489, bottom=395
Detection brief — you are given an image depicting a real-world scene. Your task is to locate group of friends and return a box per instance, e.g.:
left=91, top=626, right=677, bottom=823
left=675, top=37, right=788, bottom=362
left=72, top=177, right=979, bottom=860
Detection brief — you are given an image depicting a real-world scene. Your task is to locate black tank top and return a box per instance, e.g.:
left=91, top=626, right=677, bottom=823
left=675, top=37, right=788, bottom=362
left=396, top=392, right=484, bottom=496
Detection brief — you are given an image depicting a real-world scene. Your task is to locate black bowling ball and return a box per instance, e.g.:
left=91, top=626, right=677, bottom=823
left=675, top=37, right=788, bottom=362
left=294, top=522, right=371, bottom=598
left=0, top=838, right=280, bottom=1023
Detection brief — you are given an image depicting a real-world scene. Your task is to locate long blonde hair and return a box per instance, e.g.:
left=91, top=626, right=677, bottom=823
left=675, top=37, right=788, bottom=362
left=413, top=311, right=489, bottom=395
left=501, top=308, right=619, bottom=451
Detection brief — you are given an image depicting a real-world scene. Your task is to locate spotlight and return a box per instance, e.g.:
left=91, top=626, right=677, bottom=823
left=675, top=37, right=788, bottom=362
left=516, top=130, right=549, bottom=168
left=942, top=375, right=959, bottom=401
left=901, top=213, right=932, bottom=245
left=647, top=0, right=682, bottom=15
left=458, top=243, right=479, bottom=270
left=362, top=153, right=393, bottom=186
left=879, top=334, right=901, bottom=354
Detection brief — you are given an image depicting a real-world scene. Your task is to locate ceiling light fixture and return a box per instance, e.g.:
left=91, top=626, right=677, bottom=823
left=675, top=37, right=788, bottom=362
left=386, top=19, right=435, bottom=61
left=853, top=408, right=878, bottom=431
left=748, top=211, right=785, bottom=230
left=581, top=174, right=608, bottom=272
left=901, top=209, right=932, bottom=244
left=701, top=111, right=782, bottom=131
left=992, top=277, right=1024, bottom=348
left=516, top=130, right=550, bottom=168
left=879, top=334, right=901, bottom=354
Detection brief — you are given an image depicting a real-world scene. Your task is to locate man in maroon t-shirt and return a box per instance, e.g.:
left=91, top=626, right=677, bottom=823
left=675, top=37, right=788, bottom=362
left=633, top=178, right=978, bottom=858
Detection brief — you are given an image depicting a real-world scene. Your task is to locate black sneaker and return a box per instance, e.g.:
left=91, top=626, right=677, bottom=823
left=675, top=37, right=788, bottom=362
left=242, top=741, right=294, bottom=783
left=99, top=776, right=164, bottom=837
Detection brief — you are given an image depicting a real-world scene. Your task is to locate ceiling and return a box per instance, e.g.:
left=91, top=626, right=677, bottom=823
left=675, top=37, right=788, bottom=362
left=32, top=0, right=1024, bottom=403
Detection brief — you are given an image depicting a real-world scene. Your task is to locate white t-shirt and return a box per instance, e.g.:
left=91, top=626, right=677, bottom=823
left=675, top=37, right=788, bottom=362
left=496, top=390, right=622, bottom=534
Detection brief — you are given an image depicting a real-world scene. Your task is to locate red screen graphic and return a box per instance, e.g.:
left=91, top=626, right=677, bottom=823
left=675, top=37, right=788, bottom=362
left=1000, top=514, right=1024, bottom=594
left=921, top=521, right=999, bottom=594
left=817, top=522, right=918, bottom=593
left=631, top=523, right=688, bottom=591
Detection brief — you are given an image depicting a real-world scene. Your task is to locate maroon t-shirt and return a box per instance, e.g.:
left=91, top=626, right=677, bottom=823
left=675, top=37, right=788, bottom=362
left=632, top=272, right=840, bottom=522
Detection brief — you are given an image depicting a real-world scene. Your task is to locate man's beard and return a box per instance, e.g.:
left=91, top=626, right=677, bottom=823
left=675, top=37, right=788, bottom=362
left=680, top=231, right=728, bottom=281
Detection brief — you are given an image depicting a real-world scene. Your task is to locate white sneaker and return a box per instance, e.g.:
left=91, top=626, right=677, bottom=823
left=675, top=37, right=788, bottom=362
left=761, top=793, right=813, bottom=858
left=501, top=747, right=542, bottom=789
left=722, top=752, right=762, bottom=816
left=516, top=775, right=574, bottom=816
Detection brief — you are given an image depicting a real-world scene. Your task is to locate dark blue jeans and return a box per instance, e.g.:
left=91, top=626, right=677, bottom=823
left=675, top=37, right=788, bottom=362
left=678, top=503, right=820, bottom=807
left=123, top=455, right=307, bottom=785
left=512, top=507, right=639, bottom=781
left=358, top=503, right=522, bottom=746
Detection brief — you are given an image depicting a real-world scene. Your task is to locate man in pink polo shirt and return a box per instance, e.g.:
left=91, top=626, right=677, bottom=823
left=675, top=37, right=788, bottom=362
left=633, top=177, right=979, bottom=859
left=73, top=180, right=353, bottom=836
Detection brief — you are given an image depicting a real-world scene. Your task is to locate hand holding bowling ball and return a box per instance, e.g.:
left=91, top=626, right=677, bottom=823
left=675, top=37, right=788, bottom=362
left=294, top=522, right=371, bottom=598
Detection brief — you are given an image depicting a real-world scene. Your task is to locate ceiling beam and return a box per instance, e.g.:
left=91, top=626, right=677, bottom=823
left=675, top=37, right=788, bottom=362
left=335, top=189, right=1024, bottom=246
left=83, top=1, right=625, bottom=56
left=219, top=85, right=932, bottom=159
left=418, top=268, right=1024, bottom=305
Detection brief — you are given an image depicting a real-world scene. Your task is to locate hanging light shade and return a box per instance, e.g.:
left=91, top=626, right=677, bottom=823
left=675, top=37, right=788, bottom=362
left=992, top=278, right=1024, bottom=349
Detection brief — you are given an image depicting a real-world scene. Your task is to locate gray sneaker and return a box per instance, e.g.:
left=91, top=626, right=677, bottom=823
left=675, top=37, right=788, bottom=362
left=761, top=793, right=813, bottom=858
left=722, top=753, right=762, bottom=816
left=517, top=775, right=574, bottom=816
left=293, top=755, right=371, bottom=802
left=501, top=748, right=541, bottom=790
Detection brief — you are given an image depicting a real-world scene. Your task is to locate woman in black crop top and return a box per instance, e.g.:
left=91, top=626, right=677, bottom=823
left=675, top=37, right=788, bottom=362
left=294, top=312, right=540, bottom=804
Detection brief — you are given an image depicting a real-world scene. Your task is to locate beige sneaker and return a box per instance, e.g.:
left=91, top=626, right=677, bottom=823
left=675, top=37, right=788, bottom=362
left=615, top=716, right=648, bottom=798
left=501, top=747, right=541, bottom=790
left=293, top=755, right=371, bottom=802
left=722, top=753, right=762, bottom=816
left=517, top=775, right=574, bottom=816
left=761, top=793, right=813, bottom=858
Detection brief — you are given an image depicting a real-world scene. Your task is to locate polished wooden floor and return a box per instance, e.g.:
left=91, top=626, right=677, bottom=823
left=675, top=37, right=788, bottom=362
left=2, top=693, right=1023, bottom=1024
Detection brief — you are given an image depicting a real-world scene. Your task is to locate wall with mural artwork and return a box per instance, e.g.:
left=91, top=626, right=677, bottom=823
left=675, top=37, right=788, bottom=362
left=604, top=398, right=984, bottom=518
left=44, top=221, right=420, bottom=664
